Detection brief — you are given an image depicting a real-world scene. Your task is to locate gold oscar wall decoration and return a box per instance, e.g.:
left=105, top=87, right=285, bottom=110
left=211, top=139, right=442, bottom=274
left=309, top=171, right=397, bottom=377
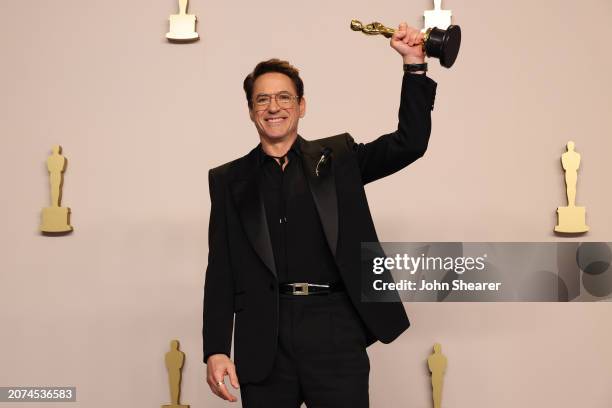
left=166, top=0, right=199, bottom=42
left=162, top=340, right=190, bottom=408
left=40, top=145, right=73, bottom=234
left=428, top=343, right=447, bottom=408
left=554, top=141, right=589, bottom=233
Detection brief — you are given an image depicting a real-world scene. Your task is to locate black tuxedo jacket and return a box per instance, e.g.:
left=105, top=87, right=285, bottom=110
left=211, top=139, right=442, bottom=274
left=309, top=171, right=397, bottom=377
left=203, top=73, right=437, bottom=384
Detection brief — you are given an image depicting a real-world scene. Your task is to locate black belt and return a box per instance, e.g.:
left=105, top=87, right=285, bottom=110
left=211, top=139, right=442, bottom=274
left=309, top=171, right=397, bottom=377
left=279, top=281, right=346, bottom=296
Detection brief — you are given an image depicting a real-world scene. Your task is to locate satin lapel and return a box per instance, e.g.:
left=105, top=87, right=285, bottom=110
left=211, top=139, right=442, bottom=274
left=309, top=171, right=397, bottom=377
left=230, top=159, right=277, bottom=278
left=299, top=136, right=339, bottom=258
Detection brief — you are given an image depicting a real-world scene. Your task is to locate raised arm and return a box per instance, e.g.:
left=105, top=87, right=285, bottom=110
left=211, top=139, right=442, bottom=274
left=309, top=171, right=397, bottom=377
left=349, top=22, right=437, bottom=185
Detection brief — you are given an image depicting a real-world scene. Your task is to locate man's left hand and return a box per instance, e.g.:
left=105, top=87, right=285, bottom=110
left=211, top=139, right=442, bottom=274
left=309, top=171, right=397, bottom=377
left=390, top=22, right=426, bottom=65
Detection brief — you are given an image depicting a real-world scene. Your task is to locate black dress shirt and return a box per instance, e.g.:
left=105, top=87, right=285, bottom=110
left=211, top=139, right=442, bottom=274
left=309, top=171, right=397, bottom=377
left=257, top=140, right=341, bottom=285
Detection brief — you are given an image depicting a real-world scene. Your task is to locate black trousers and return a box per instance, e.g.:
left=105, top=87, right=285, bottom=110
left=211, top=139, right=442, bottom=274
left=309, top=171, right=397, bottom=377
left=240, top=291, right=370, bottom=408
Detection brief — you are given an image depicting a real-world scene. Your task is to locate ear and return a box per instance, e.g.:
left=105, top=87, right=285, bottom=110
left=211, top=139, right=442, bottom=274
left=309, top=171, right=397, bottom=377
left=299, top=97, right=306, bottom=118
left=248, top=106, right=256, bottom=122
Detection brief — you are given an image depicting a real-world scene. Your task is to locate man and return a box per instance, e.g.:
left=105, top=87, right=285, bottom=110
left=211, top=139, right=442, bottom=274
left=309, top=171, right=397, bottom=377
left=203, top=22, right=437, bottom=407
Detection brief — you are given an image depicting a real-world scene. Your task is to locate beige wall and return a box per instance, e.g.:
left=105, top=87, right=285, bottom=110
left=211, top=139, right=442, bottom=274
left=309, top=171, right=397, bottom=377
left=1, top=0, right=611, bottom=406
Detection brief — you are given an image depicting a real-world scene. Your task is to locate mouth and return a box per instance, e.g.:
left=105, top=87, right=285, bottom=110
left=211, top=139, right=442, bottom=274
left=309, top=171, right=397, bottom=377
left=265, top=117, right=287, bottom=125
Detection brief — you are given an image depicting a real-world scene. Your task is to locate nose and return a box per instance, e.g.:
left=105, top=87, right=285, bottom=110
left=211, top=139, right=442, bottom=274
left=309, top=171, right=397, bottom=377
left=267, top=96, right=281, bottom=112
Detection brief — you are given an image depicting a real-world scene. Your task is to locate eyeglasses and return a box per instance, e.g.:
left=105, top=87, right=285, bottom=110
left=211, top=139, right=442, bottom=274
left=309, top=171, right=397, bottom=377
left=253, top=92, right=299, bottom=110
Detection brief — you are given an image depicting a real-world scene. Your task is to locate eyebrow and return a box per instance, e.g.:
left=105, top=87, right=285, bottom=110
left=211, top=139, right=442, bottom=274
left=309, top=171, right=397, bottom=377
left=255, top=91, right=292, bottom=97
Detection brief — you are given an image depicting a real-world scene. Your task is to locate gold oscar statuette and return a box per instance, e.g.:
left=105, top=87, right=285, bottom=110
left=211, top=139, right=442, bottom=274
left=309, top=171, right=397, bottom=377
left=428, top=343, right=447, bottom=408
left=554, top=141, right=589, bottom=233
left=350, top=19, right=461, bottom=68
left=166, top=0, right=199, bottom=42
left=40, top=145, right=73, bottom=234
left=162, top=340, right=189, bottom=408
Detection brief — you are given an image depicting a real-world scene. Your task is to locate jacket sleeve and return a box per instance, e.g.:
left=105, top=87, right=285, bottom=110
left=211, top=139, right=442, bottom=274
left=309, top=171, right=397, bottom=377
left=348, top=73, right=437, bottom=185
left=202, top=168, right=234, bottom=363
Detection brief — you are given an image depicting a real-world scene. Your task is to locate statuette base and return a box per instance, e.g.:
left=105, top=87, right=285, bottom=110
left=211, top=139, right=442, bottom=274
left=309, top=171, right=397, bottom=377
left=166, top=15, right=198, bottom=41
left=40, top=207, right=72, bottom=233
left=555, top=206, right=589, bottom=233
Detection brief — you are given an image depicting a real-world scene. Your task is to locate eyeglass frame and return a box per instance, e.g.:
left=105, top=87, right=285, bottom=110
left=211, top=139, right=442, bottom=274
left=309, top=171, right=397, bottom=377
left=252, top=91, right=300, bottom=111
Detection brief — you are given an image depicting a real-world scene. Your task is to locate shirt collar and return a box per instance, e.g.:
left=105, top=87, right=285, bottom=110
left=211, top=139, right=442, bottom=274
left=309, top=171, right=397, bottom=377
left=257, top=137, right=302, bottom=166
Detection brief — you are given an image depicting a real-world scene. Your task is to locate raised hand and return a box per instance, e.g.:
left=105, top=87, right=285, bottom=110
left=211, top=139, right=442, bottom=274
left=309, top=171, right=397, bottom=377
left=390, top=22, right=426, bottom=64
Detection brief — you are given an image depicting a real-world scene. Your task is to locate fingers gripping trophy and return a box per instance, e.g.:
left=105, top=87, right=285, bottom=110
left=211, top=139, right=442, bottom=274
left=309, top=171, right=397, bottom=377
left=351, top=0, right=461, bottom=68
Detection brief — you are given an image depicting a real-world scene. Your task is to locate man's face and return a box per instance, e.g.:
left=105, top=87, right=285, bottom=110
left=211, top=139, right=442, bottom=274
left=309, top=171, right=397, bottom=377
left=249, top=72, right=306, bottom=143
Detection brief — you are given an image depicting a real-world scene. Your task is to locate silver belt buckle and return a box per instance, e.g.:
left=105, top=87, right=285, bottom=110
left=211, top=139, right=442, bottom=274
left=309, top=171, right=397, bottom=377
left=292, top=283, right=309, bottom=295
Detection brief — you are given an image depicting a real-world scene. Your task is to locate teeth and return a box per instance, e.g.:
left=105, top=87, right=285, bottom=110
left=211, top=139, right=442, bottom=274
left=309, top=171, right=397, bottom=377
left=267, top=117, right=285, bottom=122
